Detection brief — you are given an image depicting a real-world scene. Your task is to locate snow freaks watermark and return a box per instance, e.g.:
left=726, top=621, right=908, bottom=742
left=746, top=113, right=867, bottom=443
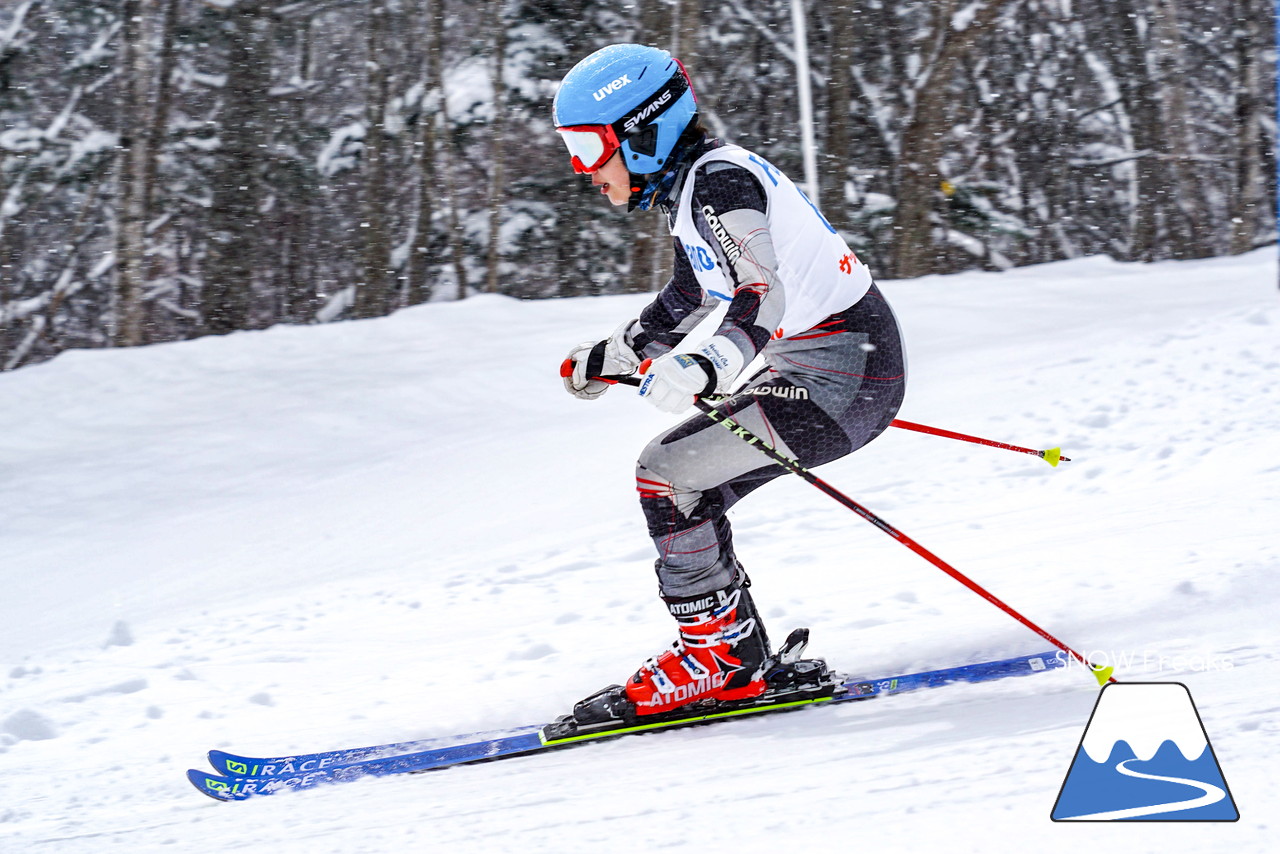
left=1051, top=682, right=1239, bottom=821
left=1054, top=649, right=1235, bottom=676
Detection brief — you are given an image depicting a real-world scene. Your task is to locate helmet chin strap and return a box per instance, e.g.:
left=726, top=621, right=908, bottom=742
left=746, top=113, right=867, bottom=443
left=627, top=126, right=706, bottom=212
left=626, top=170, right=651, bottom=212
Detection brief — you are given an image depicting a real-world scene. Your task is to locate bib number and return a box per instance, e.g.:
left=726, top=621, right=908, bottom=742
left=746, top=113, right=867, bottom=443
left=748, top=154, right=836, bottom=235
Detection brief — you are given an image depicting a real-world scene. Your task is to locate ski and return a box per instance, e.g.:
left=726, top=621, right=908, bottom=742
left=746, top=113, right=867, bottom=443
left=203, top=729, right=536, bottom=779
left=188, top=650, right=1066, bottom=801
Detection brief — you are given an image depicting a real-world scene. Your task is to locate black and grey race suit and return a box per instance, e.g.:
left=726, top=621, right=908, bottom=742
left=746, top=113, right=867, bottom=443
left=629, top=140, right=907, bottom=597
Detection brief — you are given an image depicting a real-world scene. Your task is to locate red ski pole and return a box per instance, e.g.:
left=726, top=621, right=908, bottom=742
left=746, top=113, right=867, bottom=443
left=563, top=361, right=1111, bottom=685
left=562, top=362, right=1069, bottom=466
left=685, top=398, right=1114, bottom=685
left=889, top=419, right=1070, bottom=466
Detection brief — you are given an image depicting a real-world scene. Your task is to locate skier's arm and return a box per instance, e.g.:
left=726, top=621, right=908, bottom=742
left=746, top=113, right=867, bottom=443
left=628, top=245, right=720, bottom=359
left=563, top=250, right=715, bottom=398
left=636, top=164, right=787, bottom=411
left=691, top=161, right=783, bottom=374
left=633, top=162, right=783, bottom=369
left=636, top=160, right=786, bottom=400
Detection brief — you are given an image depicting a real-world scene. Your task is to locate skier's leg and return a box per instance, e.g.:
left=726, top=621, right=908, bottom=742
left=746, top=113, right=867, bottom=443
left=623, top=389, right=850, bottom=715
left=621, top=571, right=772, bottom=715
left=636, top=299, right=906, bottom=601
left=635, top=396, right=798, bottom=598
left=620, top=291, right=906, bottom=716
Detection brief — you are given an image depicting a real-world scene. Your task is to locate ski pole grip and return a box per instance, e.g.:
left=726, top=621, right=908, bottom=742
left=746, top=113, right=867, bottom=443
left=559, top=357, right=639, bottom=386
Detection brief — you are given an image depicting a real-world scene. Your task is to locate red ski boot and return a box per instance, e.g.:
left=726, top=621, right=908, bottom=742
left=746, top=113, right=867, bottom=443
left=624, top=578, right=770, bottom=716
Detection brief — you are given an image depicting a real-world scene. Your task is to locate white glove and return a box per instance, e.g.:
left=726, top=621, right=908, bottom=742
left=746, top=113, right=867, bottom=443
left=562, top=320, right=643, bottom=401
left=637, top=336, right=746, bottom=414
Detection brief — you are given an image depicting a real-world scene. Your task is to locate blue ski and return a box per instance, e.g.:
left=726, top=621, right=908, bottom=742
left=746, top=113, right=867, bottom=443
left=188, top=650, right=1067, bottom=801
left=204, top=727, right=545, bottom=779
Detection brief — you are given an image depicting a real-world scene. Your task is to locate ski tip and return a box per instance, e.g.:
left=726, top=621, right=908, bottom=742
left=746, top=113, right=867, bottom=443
left=187, top=768, right=238, bottom=802
left=207, top=749, right=253, bottom=776
left=1091, top=664, right=1115, bottom=686
left=1041, top=447, right=1063, bottom=467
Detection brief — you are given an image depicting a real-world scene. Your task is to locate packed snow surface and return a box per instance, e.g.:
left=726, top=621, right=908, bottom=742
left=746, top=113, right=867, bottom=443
left=2, top=250, right=1277, bottom=852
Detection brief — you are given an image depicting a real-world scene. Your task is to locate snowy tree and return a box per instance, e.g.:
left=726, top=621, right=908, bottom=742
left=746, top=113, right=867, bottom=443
left=0, top=0, right=1273, bottom=370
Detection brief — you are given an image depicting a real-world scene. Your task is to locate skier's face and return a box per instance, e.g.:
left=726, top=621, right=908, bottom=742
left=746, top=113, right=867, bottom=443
left=592, top=151, right=632, bottom=207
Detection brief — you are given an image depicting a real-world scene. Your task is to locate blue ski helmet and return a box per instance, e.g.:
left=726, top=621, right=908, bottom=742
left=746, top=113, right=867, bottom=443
left=553, top=44, right=699, bottom=210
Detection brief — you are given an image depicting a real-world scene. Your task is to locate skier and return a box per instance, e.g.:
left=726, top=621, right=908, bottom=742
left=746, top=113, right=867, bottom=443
left=556, top=44, right=907, bottom=723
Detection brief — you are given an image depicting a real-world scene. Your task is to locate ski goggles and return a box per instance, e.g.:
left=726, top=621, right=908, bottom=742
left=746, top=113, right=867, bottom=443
left=556, top=124, right=621, bottom=174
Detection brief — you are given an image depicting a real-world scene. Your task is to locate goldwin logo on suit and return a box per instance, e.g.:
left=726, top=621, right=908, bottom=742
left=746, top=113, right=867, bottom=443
left=700, top=205, right=743, bottom=264
left=746, top=385, right=810, bottom=401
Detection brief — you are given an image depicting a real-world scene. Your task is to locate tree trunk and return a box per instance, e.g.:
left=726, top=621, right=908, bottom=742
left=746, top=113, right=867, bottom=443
left=357, top=0, right=392, bottom=318
left=143, top=0, right=180, bottom=339
left=484, top=0, right=507, bottom=294
left=1150, top=0, right=1210, bottom=258
left=1110, top=0, right=1167, bottom=262
left=1228, top=0, right=1266, bottom=255
left=427, top=1, right=469, bottom=300
left=625, top=0, right=680, bottom=294
left=0, top=163, right=9, bottom=368
left=285, top=15, right=317, bottom=320
left=674, top=0, right=702, bottom=64
left=409, top=104, right=438, bottom=305
left=890, top=0, right=1013, bottom=279
left=114, top=0, right=152, bottom=347
left=204, top=7, right=270, bottom=334
left=408, top=0, right=438, bottom=306
left=821, top=0, right=855, bottom=235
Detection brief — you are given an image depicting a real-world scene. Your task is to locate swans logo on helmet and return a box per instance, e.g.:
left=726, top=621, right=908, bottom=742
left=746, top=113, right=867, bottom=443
left=623, top=90, right=673, bottom=134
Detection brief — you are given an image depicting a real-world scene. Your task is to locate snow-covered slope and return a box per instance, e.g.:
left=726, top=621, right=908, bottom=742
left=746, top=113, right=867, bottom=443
left=2, top=250, right=1277, bottom=852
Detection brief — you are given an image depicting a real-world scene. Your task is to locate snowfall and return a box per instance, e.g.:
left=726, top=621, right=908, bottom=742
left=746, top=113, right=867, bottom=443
left=1, top=249, right=1277, bottom=853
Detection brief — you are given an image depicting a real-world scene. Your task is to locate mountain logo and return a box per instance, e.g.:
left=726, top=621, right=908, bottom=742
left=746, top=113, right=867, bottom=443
left=1051, top=682, right=1238, bottom=821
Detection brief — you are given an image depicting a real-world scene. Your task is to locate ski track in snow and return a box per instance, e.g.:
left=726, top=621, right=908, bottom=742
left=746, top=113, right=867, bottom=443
left=1, top=251, right=1277, bottom=852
